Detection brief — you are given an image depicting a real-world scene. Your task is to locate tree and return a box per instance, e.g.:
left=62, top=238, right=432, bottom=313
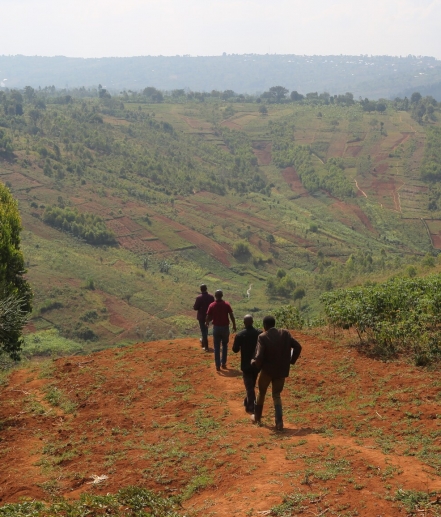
left=28, top=108, right=42, bottom=127
left=0, top=183, right=32, bottom=359
left=0, top=129, right=13, bottom=154
left=263, top=86, right=288, bottom=103
left=24, top=86, right=35, bottom=102
left=232, top=241, right=251, bottom=257
left=411, top=92, right=422, bottom=104
left=293, top=287, right=306, bottom=308
left=290, top=91, right=304, bottom=101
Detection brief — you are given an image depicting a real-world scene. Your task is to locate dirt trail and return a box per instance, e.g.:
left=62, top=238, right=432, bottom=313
left=354, top=179, right=367, bottom=198
left=1, top=333, right=441, bottom=516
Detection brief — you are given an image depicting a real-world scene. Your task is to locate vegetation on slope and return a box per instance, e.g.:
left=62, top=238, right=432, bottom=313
left=322, top=273, right=441, bottom=365
left=0, top=182, right=32, bottom=359
left=43, top=206, right=117, bottom=245
left=1, top=84, right=441, bottom=351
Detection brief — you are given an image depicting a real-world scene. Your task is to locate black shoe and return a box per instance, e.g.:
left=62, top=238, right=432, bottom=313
left=221, top=363, right=227, bottom=369
left=216, top=366, right=220, bottom=371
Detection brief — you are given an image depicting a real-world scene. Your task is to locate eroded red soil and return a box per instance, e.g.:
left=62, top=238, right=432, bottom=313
left=282, top=167, right=309, bottom=196
left=1, top=333, right=441, bottom=515
left=252, top=141, right=272, bottom=166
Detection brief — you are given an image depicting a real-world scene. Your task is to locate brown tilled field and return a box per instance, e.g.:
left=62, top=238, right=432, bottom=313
left=1, top=332, right=441, bottom=516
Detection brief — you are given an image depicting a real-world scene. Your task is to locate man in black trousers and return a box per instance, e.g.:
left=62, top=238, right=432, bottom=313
left=193, top=284, right=214, bottom=351
left=232, top=314, right=261, bottom=413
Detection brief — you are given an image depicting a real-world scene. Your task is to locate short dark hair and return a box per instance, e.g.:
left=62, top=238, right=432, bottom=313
left=243, top=314, right=254, bottom=326
left=200, top=284, right=207, bottom=292
left=263, top=315, right=276, bottom=329
left=215, top=289, right=223, bottom=299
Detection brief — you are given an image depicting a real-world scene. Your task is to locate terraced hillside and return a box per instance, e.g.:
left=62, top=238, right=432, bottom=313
left=1, top=92, right=440, bottom=353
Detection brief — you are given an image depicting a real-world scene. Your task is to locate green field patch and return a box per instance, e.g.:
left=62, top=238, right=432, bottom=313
left=164, top=315, right=197, bottom=333
left=100, top=320, right=125, bottom=335
left=22, top=329, right=86, bottom=357
left=29, top=317, right=54, bottom=331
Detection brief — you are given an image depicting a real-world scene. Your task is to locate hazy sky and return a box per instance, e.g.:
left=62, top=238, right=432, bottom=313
left=1, top=0, right=440, bottom=59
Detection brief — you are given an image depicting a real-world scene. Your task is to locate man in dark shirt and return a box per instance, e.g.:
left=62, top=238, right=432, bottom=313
left=193, top=284, right=214, bottom=351
left=206, top=289, right=236, bottom=371
left=251, top=315, right=302, bottom=431
left=232, top=314, right=261, bottom=413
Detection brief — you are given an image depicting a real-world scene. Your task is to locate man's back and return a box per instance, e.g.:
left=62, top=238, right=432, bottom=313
left=194, top=291, right=214, bottom=320
left=255, top=327, right=301, bottom=378
left=207, top=299, right=233, bottom=326
left=233, top=326, right=261, bottom=371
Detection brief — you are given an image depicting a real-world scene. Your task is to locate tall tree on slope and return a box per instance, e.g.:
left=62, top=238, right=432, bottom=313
left=0, top=182, right=32, bottom=360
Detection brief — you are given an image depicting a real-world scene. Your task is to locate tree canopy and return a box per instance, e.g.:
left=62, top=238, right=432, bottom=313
left=0, top=182, right=32, bottom=359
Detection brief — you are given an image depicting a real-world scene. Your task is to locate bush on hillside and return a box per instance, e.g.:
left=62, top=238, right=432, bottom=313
left=321, top=273, right=441, bottom=365
left=43, top=206, right=117, bottom=245
left=273, top=305, right=304, bottom=330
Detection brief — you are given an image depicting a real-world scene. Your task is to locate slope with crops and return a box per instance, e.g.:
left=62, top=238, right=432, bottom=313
left=0, top=87, right=441, bottom=354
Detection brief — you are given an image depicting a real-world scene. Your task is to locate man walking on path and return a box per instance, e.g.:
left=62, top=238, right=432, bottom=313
left=251, top=315, right=302, bottom=431
left=193, top=284, right=214, bottom=351
left=206, top=290, right=236, bottom=371
left=232, top=315, right=261, bottom=413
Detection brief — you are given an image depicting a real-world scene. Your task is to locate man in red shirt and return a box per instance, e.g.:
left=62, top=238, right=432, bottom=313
left=193, top=284, right=214, bottom=351
left=206, top=290, right=236, bottom=371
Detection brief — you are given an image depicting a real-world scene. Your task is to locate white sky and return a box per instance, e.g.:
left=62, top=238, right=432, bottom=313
left=1, top=0, right=440, bottom=59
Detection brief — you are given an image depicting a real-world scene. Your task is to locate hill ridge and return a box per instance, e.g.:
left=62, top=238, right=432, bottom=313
left=2, top=332, right=441, bottom=515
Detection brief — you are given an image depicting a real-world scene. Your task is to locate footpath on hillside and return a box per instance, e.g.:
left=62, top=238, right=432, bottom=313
left=1, top=332, right=441, bottom=516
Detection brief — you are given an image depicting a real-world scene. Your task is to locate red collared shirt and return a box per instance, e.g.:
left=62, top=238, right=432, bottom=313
left=207, top=300, right=233, bottom=326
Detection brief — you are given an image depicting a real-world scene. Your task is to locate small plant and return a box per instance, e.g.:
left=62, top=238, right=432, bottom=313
left=394, top=488, right=435, bottom=514
left=84, top=278, right=95, bottom=290
left=0, top=487, right=181, bottom=516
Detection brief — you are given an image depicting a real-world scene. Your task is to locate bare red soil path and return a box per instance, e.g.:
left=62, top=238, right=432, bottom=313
left=1, top=333, right=441, bottom=515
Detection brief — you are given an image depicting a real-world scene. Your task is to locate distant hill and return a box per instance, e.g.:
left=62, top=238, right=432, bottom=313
left=1, top=54, right=441, bottom=99
left=400, top=81, right=441, bottom=101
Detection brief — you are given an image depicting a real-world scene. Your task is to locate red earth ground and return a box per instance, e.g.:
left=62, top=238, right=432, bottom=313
left=252, top=142, right=273, bottom=166
left=1, top=332, right=441, bottom=516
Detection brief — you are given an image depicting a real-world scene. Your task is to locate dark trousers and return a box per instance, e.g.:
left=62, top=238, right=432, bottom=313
left=198, top=319, right=208, bottom=340
left=212, top=325, right=229, bottom=368
left=243, top=368, right=259, bottom=413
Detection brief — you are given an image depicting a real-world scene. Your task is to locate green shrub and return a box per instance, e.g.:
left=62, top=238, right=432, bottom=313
left=232, top=241, right=250, bottom=257
left=39, top=300, right=63, bottom=314
left=321, top=273, right=441, bottom=364
left=0, top=486, right=181, bottom=516
left=273, top=305, right=304, bottom=330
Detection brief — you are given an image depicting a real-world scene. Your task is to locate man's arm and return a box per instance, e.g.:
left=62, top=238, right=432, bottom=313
left=289, top=335, right=302, bottom=365
left=230, top=312, right=236, bottom=332
left=193, top=297, right=201, bottom=311
left=251, top=335, right=264, bottom=370
left=232, top=333, right=241, bottom=353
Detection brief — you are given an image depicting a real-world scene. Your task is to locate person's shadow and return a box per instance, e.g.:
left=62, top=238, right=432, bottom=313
left=259, top=425, right=323, bottom=436
left=218, top=368, right=242, bottom=378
